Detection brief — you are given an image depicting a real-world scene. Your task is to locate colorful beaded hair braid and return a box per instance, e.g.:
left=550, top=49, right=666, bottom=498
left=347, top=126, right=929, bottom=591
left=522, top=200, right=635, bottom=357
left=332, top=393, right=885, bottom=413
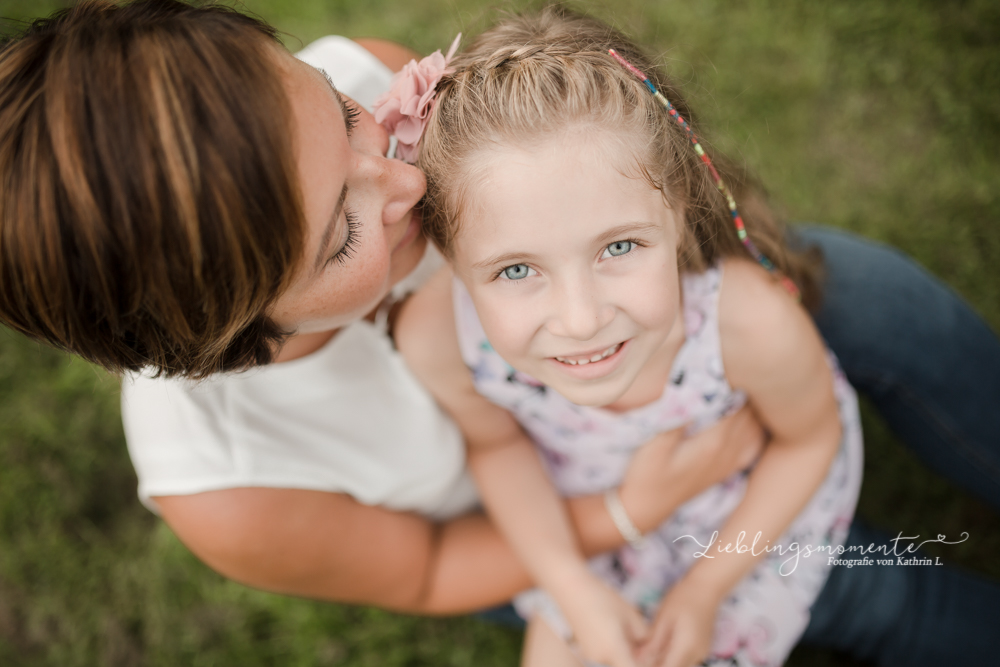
left=608, top=49, right=800, bottom=298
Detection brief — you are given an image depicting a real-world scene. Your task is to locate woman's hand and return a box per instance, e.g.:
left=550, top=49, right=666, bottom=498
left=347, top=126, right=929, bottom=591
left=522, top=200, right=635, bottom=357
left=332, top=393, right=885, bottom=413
left=637, top=575, right=720, bottom=667
left=557, top=571, right=650, bottom=667
left=619, top=405, right=765, bottom=533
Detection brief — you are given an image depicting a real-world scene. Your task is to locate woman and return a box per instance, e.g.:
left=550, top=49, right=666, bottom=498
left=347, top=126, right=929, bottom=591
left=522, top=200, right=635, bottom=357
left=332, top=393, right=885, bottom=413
left=0, top=1, right=996, bottom=665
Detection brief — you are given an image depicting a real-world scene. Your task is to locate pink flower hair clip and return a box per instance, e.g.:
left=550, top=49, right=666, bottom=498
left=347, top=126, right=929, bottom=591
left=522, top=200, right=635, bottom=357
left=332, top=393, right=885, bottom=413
left=373, top=34, right=461, bottom=164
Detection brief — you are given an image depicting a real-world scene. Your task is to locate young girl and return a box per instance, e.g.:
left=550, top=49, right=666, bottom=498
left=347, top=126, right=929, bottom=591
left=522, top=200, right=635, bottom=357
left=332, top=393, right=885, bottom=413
left=390, top=8, right=862, bottom=667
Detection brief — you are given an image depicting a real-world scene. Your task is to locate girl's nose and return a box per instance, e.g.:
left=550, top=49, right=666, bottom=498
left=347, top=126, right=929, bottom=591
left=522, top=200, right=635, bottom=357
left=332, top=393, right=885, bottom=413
left=548, top=280, right=614, bottom=341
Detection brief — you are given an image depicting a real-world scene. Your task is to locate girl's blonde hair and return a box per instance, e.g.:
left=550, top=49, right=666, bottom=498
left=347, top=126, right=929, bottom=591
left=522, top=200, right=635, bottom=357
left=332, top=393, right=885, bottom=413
left=419, top=6, right=820, bottom=307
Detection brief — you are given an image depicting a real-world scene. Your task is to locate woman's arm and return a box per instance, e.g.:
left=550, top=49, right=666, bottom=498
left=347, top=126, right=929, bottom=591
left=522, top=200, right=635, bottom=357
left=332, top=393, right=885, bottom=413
left=154, top=401, right=763, bottom=615
left=156, top=487, right=529, bottom=613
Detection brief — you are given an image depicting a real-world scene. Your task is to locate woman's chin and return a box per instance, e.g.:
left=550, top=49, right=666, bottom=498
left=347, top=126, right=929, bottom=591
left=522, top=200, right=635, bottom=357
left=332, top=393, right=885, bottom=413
left=388, top=231, right=428, bottom=287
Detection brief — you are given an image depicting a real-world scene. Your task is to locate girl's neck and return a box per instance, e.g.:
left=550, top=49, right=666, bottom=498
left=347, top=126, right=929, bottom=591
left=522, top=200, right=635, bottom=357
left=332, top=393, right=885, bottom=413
left=601, top=309, right=686, bottom=413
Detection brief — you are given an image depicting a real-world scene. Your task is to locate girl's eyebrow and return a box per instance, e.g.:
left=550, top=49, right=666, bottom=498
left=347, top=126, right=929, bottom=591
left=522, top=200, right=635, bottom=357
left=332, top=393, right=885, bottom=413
left=593, top=222, right=662, bottom=244
left=472, top=250, right=541, bottom=271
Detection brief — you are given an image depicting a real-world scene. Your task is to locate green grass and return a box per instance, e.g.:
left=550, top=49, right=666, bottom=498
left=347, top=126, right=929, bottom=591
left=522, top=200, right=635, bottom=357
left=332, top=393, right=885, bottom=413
left=1, top=0, right=998, bottom=665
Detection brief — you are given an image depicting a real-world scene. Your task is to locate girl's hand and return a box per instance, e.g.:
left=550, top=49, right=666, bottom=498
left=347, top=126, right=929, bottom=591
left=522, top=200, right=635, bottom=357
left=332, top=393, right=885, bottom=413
left=559, top=573, right=650, bottom=667
left=619, top=405, right=765, bottom=532
left=637, top=577, right=720, bottom=667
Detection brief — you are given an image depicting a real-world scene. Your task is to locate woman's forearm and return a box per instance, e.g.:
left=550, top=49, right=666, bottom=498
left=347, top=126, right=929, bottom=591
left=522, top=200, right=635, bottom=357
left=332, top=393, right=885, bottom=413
left=412, top=511, right=529, bottom=613
left=154, top=407, right=767, bottom=615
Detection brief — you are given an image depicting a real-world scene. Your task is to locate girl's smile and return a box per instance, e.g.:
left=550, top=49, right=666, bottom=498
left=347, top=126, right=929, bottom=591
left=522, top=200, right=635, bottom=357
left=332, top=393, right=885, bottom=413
left=548, top=339, right=629, bottom=382
left=553, top=341, right=623, bottom=366
left=452, top=129, right=684, bottom=409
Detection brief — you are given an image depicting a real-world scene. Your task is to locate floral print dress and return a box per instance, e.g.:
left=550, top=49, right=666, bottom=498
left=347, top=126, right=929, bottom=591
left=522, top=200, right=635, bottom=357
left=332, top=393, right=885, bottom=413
left=452, top=264, right=863, bottom=667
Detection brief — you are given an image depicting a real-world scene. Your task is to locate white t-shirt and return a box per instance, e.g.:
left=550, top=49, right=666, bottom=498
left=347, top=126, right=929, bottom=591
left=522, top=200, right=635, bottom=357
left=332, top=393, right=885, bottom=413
left=121, top=37, right=478, bottom=522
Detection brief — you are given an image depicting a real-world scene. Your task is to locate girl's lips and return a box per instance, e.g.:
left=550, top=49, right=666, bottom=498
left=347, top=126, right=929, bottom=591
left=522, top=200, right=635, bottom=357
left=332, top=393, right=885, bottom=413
left=547, top=339, right=630, bottom=380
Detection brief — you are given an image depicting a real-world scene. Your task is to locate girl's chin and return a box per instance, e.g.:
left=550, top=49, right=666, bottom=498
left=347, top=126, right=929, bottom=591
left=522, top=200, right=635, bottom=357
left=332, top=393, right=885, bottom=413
left=545, top=379, right=630, bottom=409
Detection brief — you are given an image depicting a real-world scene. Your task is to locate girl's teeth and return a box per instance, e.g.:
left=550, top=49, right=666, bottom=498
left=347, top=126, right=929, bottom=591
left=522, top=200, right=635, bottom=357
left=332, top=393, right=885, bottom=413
left=556, top=343, right=621, bottom=366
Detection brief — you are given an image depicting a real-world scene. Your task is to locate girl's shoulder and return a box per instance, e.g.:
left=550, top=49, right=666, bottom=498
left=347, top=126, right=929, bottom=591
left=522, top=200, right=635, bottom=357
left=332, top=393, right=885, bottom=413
left=718, top=257, right=803, bottom=326
left=717, top=258, right=822, bottom=388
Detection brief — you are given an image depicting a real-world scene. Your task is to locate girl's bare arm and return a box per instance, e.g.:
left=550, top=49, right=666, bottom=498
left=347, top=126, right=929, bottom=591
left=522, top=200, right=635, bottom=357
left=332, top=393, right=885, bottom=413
left=675, top=259, right=842, bottom=602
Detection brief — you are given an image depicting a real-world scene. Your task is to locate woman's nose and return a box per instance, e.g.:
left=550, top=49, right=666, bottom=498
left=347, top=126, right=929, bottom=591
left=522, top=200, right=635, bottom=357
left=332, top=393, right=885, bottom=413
left=378, top=157, right=426, bottom=226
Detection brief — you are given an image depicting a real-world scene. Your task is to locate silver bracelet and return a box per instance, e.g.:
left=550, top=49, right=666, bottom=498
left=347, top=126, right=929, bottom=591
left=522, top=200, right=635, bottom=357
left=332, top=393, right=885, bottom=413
left=603, top=489, right=645, bottom=550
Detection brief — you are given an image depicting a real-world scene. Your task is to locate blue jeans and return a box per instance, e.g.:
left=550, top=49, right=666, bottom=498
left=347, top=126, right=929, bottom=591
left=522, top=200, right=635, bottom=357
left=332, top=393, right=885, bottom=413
left=800, top=226, right=1000, bottom=510
left=480, top=227, right=1000, bottom=663
left=796, top=226, right=1000, bottom=665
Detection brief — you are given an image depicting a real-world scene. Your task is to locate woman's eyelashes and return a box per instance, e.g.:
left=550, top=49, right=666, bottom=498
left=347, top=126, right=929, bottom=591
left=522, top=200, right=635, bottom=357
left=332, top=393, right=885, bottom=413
left=316, top=68, right=360, bottom=136
left=326, top=209, right=361, bottom=268
left=341, top=99, right=361, bottom=135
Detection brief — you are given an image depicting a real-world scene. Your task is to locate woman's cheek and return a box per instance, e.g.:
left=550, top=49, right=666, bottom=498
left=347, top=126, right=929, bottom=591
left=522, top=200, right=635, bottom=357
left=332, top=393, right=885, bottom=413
left=351, top=235, right=393, bottom=305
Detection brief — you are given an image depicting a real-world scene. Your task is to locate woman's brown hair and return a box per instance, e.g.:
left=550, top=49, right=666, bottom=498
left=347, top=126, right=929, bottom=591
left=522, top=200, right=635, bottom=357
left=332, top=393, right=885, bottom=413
left=0, top=0, right=304, bottom=378
left=419, top=6, right=820, bottom=307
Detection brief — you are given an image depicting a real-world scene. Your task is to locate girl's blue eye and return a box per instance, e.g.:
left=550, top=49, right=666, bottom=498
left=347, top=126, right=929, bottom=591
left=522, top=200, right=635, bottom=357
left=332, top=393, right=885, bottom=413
left=502, top=264, right=532, bottom=280
left=604, top=240, right=633, bottom=257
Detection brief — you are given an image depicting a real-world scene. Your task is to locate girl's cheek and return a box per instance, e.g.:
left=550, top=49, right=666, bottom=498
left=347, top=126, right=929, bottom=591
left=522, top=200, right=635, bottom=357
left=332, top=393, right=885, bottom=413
left=634, top=271, right=681, bottom=328
left=478, top=299, right=534, bottom=355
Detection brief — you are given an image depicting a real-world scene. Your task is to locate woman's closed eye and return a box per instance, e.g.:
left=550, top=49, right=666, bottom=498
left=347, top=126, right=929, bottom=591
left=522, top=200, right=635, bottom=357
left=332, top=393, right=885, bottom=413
left=601, top=240, right=635, bottom=259
left=326, top=209, right=361, bottom=268
left=340, top=99, right=361, bottom=135
left=499, top=263, right=536, bottom=281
